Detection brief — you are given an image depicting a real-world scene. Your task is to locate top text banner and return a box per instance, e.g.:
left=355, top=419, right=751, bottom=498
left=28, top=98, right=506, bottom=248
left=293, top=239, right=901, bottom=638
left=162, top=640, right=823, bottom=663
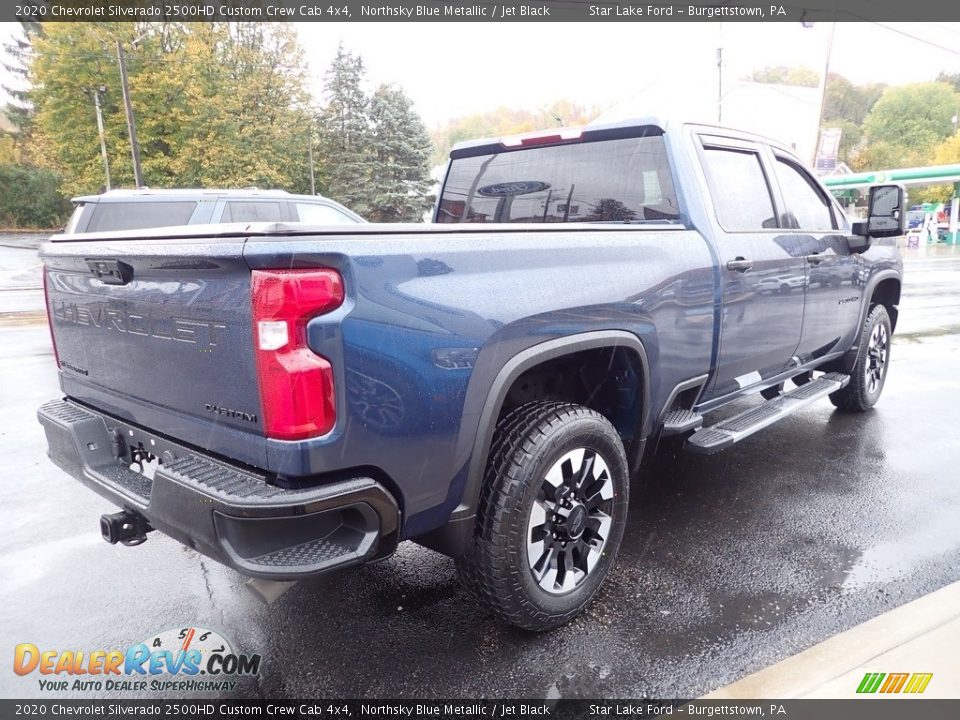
left=9, top=0, right=958, bottom=22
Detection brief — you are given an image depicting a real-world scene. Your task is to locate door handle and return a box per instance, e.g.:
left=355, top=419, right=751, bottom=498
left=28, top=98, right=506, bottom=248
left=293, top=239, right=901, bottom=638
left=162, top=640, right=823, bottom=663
left=806, top=253, right=825, bottom=264
left=726, top=257, right=753, bottom=272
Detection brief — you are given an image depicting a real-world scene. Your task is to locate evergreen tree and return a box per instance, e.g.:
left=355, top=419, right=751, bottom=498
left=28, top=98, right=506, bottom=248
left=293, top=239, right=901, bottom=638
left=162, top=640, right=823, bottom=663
left=2, top=20, right=44, bottom=163
left=368, top=84, right=434, bottom=222
left=315, top=43, right=374, bottom=215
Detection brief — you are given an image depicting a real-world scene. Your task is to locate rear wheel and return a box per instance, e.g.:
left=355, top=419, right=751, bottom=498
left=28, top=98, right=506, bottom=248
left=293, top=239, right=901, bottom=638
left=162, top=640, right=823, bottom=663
left=829, top=304, right=892, bottom=412
left=456, top=401, right=629, bottom=631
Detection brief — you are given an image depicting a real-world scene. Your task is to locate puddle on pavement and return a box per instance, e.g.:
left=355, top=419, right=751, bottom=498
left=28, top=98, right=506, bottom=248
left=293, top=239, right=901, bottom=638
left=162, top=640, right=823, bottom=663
left=843, top=512, right=960, bottom=590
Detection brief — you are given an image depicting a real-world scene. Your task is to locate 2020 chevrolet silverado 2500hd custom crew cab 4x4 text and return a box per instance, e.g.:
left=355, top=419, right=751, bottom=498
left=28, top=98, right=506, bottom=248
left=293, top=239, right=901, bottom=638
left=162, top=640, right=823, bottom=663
left=37, top=119, right=904, bottom=631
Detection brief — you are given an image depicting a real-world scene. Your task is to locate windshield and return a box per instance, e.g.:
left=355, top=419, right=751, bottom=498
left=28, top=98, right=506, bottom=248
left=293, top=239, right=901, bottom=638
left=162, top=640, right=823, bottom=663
left=437, top=135, right=679, bottom=224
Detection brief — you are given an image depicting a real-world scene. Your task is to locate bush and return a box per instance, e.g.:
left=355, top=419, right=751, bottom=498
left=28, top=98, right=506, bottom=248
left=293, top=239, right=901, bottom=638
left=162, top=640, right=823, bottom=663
left=0, top=164, right=71, bottom=228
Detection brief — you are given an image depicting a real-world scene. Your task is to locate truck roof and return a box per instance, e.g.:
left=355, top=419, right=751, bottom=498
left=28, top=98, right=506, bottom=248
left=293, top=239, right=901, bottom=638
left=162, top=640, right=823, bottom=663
left=448, top=116, right=799, bottom=159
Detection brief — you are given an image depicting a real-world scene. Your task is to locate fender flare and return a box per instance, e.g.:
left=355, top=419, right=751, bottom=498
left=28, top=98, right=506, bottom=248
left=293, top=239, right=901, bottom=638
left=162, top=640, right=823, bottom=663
left=834, top=269, right=901, bottom=373
left=855, top=270, right=901, bottom=343
left=452, top=330, right=650, bottom=523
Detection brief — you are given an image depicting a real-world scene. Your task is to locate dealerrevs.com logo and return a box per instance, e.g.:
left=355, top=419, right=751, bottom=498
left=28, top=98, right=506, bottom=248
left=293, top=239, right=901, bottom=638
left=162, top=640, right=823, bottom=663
left=14, top=627, right=261, bottom=693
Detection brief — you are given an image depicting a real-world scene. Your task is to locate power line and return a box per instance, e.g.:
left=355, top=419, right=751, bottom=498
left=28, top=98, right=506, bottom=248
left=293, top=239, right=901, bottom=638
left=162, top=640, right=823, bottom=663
left=16, top=49, right=308, bottom=73
left=929, top=22, right=960, bottom=38
left=870, top=22, right=960, bottom=58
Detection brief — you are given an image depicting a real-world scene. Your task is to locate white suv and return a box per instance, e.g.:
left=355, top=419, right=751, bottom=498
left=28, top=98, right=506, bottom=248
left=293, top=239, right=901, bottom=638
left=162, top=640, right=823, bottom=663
left=64, top=188, right=364, bottom=234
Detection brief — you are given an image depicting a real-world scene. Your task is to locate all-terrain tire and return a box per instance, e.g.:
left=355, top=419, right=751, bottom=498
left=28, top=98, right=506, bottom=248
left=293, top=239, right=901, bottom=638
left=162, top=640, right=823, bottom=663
left=829, top=304, right=892, bottom=412
left=456, top=401, right=629, bottom=631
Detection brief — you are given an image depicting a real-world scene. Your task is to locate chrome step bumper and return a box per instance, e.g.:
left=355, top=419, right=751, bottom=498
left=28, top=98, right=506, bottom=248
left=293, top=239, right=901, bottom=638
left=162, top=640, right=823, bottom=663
left=38, top=398, right=401, bottom=579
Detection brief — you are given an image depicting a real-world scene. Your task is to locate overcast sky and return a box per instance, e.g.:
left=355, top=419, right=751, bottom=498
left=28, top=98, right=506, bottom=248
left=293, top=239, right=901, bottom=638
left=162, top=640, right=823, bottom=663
left=2, top=21, right=958, bottom=127
left=295, top=22, right=960, bottom=127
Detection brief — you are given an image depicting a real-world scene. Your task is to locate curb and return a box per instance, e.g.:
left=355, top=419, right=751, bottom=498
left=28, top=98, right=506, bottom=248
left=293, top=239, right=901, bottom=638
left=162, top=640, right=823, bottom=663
left=705, top=581, right=960, bottom=699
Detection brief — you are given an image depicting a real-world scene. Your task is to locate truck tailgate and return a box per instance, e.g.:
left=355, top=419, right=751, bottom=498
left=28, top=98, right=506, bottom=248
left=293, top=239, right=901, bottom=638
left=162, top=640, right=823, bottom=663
left=41, top=235, right=264, bottom=455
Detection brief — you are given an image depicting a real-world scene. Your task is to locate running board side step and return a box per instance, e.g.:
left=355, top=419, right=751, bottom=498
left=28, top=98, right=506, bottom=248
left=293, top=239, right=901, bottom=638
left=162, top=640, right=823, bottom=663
left=685, top=372, right=850, bottom=455
left=661, top=408, right=704, bottom=436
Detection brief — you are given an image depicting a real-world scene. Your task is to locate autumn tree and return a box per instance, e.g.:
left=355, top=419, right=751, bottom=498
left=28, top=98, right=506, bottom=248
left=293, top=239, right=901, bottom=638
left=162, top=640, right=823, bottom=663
left=28, top=23, right=135, bottom=193
left=823, top=73, right=884, bottom=126
left=852, top=82, right=959, bottom=171
left=811, top=73, right=884, bottom=165
left=751, top=65, right=819, bottom=87
left=588, top=198, right=635, bottom=222
left=27, top=22, right=313, bottom=195
left=429, top=100, right=600, bottom=166
left=936, top=71, right=960, bottom=93
left=155, top=23, right=313, bottom=191
left=911, top=132, right=960, bottom=203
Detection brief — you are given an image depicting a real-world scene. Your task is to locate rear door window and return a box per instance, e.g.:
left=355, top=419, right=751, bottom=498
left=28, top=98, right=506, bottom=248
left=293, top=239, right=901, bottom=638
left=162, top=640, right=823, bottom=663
left=86, top=201, right=197, bottom=232
left=222, top=201, right=284, bottom=223
left=437, top=135, right=679, bottom=224
left=701, top=147, right=777, bottom=231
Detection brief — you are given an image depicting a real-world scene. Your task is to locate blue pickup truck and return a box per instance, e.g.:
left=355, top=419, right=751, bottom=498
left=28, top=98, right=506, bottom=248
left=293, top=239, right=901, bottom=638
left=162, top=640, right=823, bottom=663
left=37, top=119, right=904, bottom=630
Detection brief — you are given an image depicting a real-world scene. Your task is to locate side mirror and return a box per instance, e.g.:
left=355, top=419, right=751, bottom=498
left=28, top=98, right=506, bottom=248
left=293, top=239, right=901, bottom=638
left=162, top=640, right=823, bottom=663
left=852, top=184, right=905, bottom=239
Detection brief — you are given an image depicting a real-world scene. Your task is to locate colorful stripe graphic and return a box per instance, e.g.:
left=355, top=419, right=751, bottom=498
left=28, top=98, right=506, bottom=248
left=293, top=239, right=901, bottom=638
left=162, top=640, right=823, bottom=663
left=857, top=672, right=933, bottom=694
left=903, top=673, right=934, bottom=694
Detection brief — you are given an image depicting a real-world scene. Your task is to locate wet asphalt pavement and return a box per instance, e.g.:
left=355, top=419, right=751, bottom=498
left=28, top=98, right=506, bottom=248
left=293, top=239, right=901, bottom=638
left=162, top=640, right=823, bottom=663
left=1, top=237, right=959, bottom=700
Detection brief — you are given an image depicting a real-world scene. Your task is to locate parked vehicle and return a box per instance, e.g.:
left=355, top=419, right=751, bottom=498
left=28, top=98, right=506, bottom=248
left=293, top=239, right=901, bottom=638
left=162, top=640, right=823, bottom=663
left=905, top=205, right=925, bottom=230
left=757, top=273, right=807, bottom=294
left=63, top=188, right=364, bottom=233
left=38, top=119, right=903, bottom=630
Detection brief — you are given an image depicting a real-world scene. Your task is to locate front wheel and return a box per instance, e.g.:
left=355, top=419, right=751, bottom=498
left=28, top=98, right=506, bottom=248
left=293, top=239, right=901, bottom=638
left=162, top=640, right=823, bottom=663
left=829, top=304, right=892, bottom=412
left=456, top=401, right=629, bottom=631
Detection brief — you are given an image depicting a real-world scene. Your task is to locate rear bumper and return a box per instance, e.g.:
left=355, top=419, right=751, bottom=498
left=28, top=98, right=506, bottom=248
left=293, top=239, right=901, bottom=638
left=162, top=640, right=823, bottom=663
left=37, top=398, right=401, bottom=580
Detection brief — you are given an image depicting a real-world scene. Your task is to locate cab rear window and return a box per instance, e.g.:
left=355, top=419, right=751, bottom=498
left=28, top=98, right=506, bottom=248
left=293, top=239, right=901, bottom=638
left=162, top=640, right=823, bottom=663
left=437, top=135, right=679, bottom=224
left=86, top=201, right=197, bottom=232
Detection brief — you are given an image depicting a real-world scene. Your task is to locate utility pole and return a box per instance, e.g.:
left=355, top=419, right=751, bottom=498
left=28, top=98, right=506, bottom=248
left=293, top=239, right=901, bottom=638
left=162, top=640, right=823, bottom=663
left=308, top=131, right=316, bottom=195
left=562, top=184, right=575, bottom=222
left=116, top=40, right=144, bottom=187
left=717, top=47, right=723, bottom=123
left=92, top=86, right=111, bottom=191
left=717, top=22, right=724, bottom=124
left=812, top=21, right=837, bottom=166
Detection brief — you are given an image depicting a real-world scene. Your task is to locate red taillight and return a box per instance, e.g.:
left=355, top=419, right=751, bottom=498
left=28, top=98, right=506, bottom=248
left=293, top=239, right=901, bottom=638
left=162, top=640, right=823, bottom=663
left=42, top=267, right=60, bottom=368
left=251, top=269, right=344, bottom=440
